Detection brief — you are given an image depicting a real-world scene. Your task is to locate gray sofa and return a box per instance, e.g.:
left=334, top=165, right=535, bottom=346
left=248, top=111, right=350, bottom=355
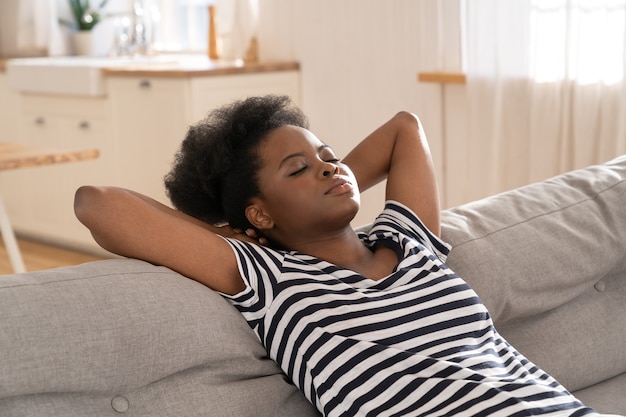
left=1, top=155, right=625, bottom=417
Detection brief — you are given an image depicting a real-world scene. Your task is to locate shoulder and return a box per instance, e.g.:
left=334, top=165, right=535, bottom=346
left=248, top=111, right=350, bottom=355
left=223, top=235, right=288, bottom=261
left=219, top=238, right=304, bottom=323
left=369, top=201, right=451, bottom=261
left=220, top=238, right=287, bottom=299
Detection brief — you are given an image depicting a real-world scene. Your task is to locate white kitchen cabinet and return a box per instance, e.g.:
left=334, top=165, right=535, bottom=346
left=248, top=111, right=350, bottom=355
left=0, top=74, right=18, bottom=143
left=107, top=77, right=190, bottom=204
left=0, top=73, right=23, bottom=236
left=3, top=94, right=114, bottom=249
left=2, top=65, right=300, bottom=252
left=0, top=74, right=21, bottom=206
left=107, top=70, right=301, bottom=205
left=188, top=71, right=301, bottom=123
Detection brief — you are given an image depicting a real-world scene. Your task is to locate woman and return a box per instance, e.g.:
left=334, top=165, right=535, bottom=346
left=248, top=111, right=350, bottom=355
left=75, top=95, right=597, bottom=416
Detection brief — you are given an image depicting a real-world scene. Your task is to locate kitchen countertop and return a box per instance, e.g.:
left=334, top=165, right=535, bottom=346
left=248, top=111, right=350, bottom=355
left=102, top=59, right=299, bottom=78
left=0, top=55, right=299, bottom=77
left=0, top=56, right=44, bottom=72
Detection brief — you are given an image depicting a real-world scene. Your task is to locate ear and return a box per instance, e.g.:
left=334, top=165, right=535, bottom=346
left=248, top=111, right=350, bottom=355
left=245, top=203, right=275, bottom=231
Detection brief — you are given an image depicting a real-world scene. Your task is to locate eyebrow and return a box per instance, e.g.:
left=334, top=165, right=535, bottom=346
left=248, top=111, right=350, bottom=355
left=278, top=145, right=331, bottom=170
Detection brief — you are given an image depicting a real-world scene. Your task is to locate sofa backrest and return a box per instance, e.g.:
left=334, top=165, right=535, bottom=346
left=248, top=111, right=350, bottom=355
left=0, top=259, right=319, bottom=417
left=441, top=155, right=626, bottom=392
left=2, top=156, right=625, bottom=416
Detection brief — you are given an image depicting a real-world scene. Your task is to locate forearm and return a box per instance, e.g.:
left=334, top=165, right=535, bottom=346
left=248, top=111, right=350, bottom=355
left=74, top=186, right=255, bottom=258
left=124, top=188, right=220, bottom=232
left=74, top=186, right=175, bottom=257
left=343, top=111, right=424, bottom=191
left=76, top=187, right=193, bottom=254
left=74, top=185, right=246, bottom=294
left=343, top=111, right=441, bottom=235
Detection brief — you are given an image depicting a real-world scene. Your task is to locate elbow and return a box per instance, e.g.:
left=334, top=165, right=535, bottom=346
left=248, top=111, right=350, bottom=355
left=395, top=111, right=429, bottom=149
left=74, top=186, right=119, bottom=252
left=395, top=111, right=422, bottom=128
left=74, top=185, right=90, bottom=226
left=74, top=185, right=105, bottom=228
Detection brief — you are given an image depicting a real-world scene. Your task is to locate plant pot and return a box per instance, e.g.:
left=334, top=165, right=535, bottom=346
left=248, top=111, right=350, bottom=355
left=73, top=31, right=96, bottom=56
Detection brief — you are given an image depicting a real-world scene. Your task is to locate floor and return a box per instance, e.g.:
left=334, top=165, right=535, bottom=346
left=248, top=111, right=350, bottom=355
left=0, top=237, right=108, bottom=275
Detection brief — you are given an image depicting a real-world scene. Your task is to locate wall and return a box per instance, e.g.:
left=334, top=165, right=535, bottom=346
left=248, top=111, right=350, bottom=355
left=257, top=0, right=462, bottom=225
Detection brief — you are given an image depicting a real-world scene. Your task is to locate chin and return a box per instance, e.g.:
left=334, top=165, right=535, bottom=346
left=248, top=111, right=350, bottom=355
left=350, top=193, right=361, bottom=214
left=320, top=202, right=359, bottom=231
left=341, top=198, right=361, bottom=225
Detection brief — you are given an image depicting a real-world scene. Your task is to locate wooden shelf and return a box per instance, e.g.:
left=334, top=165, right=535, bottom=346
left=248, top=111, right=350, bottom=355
left=417, top=72, right=466, bottom=85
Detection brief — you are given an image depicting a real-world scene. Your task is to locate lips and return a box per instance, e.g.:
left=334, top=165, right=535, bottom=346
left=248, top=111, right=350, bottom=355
left=325, top=176, right=353, bottom=195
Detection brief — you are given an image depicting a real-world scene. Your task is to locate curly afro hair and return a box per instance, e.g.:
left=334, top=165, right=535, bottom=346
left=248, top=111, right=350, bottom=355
left=164, top=95, right=308, bottom=230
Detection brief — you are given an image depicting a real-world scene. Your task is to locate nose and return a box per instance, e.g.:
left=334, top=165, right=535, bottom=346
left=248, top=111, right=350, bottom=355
left=322, top=163, right=338, bottom=177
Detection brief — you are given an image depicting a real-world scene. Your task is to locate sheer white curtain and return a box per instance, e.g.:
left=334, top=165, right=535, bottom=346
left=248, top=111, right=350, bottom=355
left=464, top=0, right=626, bottom=202
left=15, top=0, right=65, bottom=55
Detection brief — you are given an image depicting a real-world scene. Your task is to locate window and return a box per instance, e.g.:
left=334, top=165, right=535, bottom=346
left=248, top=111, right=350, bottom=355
left=529, top=0, right=626, bottom=84
left=152, top=0, right=258, bottom=55
left=155, top=0, right=212, bottom=52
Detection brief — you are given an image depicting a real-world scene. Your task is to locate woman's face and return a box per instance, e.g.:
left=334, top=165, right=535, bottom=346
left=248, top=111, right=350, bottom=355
left=250, top=125, right=360, bottom=241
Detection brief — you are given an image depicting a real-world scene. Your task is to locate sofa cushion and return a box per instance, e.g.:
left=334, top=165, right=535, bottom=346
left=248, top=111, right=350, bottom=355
left=441, top=155, right=626, bottom=394
left=0, top=259, right=318, bottom=417
left=572, top=373, right=626, bottom=415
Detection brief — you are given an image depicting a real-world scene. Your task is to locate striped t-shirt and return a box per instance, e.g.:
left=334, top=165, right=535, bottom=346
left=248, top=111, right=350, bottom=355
left=222, top=201, right=596, bottom=417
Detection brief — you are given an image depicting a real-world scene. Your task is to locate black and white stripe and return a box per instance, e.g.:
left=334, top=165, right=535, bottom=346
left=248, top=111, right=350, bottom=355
left=222, top=201, right=596, bottom=417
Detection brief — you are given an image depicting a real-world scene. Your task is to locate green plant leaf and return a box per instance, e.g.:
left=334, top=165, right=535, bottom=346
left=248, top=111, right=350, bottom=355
left=67, top=0, right=108, bottom=31
left=68, top=0, right=83, bottom=26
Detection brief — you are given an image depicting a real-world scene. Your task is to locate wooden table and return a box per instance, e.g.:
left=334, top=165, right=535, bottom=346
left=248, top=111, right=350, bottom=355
left=0, top=142, right=99, bottom=273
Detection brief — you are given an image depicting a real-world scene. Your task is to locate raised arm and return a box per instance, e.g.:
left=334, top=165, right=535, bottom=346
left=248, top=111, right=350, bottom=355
left=342, top=112, right=441, bottom=236
left=74, top=186, right=245, bottom=295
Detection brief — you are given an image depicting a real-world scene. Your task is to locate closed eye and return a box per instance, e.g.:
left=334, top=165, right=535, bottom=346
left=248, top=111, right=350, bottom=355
left=290, top=166, right=308, bottom=176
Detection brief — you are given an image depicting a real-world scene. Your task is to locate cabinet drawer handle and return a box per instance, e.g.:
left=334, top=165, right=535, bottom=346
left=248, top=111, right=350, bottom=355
left=34, top=117, right=45, bottom=126
left=139, top=79, right=152, bottom=89
left=79, top=121, right=90, bottom=130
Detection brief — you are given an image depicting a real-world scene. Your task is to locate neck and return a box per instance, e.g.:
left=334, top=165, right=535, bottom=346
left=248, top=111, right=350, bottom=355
left=273, top=226, right=374, bottom=269
left=267, top=225, right=399, bottom=281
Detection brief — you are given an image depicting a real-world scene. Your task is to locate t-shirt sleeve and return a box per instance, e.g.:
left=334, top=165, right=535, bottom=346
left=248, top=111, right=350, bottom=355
left=218, top=238, right=284, bottom=327
left=373, top=200, right=451, bottom=262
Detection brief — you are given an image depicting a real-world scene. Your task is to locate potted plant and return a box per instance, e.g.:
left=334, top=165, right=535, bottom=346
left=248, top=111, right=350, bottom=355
left=69, top=0, right=110, bottom=31
left=66, top=0, right=110, bottom=55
